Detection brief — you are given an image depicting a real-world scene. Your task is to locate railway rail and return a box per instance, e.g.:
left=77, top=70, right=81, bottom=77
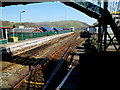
left=1, top=31, right=84, bottom=89
left=1, top=33, right=73, bottom=72
left=43, top=34, right=85, bottom=89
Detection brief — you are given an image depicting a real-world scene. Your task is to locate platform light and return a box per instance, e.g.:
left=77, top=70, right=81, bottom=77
left=20, top=10, right=26, bottom=40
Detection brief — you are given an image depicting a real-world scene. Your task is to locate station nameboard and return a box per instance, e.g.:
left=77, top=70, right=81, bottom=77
left=19, top=26, right=24, bottom=29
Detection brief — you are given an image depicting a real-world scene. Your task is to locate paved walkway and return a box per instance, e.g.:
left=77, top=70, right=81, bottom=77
left=0, top=32, right=73, bottom=56
left=0, top=33, right=73, bottom=48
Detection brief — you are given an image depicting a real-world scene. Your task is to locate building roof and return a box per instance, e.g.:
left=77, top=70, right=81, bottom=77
left=0, top=27, right=13, bottom=29
left=53, top=27, right=62, bottom=31
left=9, top=28, right=34, bottom=33
left=40, top=27, right=53, bottom=31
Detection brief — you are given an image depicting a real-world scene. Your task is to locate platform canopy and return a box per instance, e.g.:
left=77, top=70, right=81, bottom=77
left=0, top=0, right=70, bottom=7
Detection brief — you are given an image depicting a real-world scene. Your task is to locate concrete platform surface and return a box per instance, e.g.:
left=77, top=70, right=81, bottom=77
left=0, top=32, right=73, bottom=56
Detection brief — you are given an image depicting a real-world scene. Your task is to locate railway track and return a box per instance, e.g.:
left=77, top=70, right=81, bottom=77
left=1, top=34, right=72, bottom=71
left=1, top=31, right=84, bottom=89
left=12, top=31, right=84, bottom=89
left=43, top=33, right=85, bottom=89
left=1, top=43, right=52, bottom=72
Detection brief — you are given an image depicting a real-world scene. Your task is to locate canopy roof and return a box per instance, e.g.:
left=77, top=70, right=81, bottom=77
left=53, top=27, right=62, bottom=31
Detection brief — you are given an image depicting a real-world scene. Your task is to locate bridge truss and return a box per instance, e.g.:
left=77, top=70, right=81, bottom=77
left=64, top=0, right=120, bottom=52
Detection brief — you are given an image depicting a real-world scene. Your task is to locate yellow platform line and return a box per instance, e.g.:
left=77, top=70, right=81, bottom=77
left=24, top=80, right=44, bottom=85
left=110, top=11, right=120, bottom=14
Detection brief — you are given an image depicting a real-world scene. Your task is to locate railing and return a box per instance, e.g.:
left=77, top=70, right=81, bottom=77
left=8, top=30, right=72, bottom=41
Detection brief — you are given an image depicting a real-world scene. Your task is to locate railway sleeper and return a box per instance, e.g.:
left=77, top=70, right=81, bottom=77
left=10, top=32, right=82, bottom=89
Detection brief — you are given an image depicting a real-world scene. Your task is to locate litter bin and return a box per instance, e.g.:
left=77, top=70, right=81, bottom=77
left=8, top=37, right=18, bottom=42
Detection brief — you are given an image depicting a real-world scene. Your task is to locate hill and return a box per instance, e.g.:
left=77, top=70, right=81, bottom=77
left=36, top=20, right=88, bottom=28
left=0, top=20, right=88, bottom=28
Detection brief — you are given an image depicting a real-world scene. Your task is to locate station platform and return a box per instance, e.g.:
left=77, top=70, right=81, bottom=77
left=0, top=32, right=73, bottom=56
left=57, top=44, right=120, bottom=89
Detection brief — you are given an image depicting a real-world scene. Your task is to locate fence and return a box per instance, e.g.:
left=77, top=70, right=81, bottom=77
left=0, top=39, right=7, bottom=44
left=8, top=30, right=72, bottom=41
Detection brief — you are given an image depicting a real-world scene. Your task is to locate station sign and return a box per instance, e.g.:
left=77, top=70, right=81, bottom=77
left=19, top=25, right=24, bottom=29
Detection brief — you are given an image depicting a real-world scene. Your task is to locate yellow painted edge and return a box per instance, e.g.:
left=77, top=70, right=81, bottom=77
left=110, top=12, right=120, bottom=14
left=24, top=80, right=44, bottom=85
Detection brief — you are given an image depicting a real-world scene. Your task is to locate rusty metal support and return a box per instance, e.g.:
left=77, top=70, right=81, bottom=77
left=98, top=17, right=102, bottom=52
left=103, top=1, right=108, bottom=51
left=27, top=64, right=31, bottom=90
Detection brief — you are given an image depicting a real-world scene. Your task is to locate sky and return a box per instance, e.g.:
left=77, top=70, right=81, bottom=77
left=0, top=2, right=97, bottom=25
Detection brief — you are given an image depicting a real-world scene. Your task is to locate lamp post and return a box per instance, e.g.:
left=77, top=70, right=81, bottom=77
left=20, top=10, right=25, bottom=40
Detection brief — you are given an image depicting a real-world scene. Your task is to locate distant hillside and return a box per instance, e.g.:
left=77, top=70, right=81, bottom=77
left=0, top=20, right=88, bottom=28
left=36, top=20, right=88, bottom=28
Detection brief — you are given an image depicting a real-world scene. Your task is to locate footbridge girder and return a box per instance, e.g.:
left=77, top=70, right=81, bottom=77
left=63, top=1, right=120, bottom=47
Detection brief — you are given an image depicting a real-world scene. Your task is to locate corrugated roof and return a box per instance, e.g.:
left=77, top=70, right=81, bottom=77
left=53, top=27, right=62, bottom=31
left=41, top=27, right=53, bottom=31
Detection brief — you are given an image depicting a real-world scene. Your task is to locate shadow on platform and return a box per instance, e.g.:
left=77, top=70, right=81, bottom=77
left=62, top=51, right=120, bottom=89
